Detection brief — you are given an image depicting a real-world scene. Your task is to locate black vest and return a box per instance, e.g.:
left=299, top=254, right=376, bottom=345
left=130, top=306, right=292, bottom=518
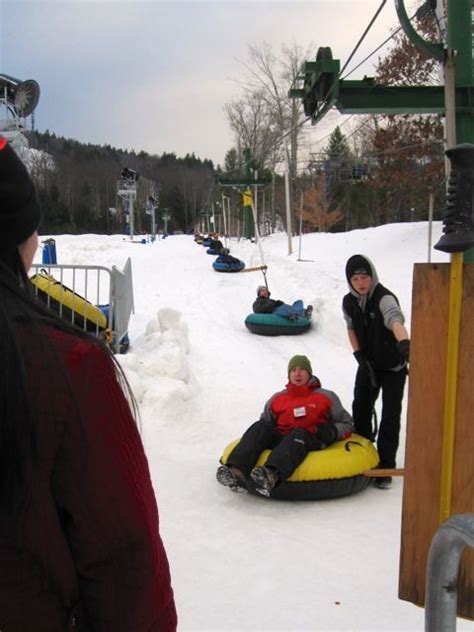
left=343, top=284, right=403, bottom=370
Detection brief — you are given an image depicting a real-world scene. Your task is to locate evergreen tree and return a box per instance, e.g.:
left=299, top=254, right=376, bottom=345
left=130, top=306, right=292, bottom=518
left=323, top=126, right=353, bottom=224
left=224, top=147, right=239, bottom=175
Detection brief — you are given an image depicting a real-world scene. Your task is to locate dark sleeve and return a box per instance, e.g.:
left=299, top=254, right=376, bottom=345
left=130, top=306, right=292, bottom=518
left=253, top=298, right=278, bottom=314
left=52, top=343, right=177, bottom=631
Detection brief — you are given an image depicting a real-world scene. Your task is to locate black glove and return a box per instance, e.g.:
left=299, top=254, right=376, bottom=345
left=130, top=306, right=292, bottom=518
left=353, top=350, right=365, bottom=366
left=398, top=339, right=410, bottom=363
left=316, top=424, right=338, bottom=446
left=353, top=351, right=378, bottom=388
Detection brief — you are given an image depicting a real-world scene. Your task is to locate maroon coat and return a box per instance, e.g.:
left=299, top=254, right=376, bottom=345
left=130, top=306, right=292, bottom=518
left=0, top=327, right=177, bottom=631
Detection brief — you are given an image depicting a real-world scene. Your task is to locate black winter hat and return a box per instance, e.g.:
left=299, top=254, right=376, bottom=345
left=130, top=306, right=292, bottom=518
left=346, top=255, right=372, bottom=281
left=0, top=136, right=42, bottom=251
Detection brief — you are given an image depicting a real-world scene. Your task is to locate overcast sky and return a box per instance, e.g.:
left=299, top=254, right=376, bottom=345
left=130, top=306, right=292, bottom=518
left=1, top=1, right=402, bottom=166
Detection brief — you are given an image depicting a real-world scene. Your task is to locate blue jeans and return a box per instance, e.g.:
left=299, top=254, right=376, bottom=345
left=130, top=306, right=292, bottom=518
left=273, top=300, right=305, bottom=319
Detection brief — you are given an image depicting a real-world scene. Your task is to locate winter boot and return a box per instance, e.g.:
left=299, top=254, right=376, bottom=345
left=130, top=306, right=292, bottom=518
left=304, top=305, right=313, bottom=319
left=250, top=466, right=279, bottom=497
left=373, top=476, right=392, bottom=490
left=216, top=465, right=247, bottom=493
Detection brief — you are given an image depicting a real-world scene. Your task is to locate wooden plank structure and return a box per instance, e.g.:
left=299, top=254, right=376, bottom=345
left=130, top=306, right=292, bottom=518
left=399, top=263, right=474, bottom=619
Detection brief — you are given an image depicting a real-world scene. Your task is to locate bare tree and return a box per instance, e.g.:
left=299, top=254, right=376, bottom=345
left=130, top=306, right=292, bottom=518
left=224, top=90, right=279, bottom=170
left=225, top=41, right=313, bottom=179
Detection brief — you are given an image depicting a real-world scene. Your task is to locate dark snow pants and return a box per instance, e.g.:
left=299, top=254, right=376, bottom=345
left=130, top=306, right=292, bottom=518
left=352, top=365, right=407, bottom=469
left=226, top=421, right=323, bottom=483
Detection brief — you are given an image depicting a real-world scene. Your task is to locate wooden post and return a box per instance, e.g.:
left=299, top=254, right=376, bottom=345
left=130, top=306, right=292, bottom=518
left=399, top=263, right=474, bottom=619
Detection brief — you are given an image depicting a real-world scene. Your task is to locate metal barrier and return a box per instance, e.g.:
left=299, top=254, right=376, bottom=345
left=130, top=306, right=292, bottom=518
left=110, top=257, right=134, bottom=352
left=425, top=513, right=474, bottom=632
left=30, top=258, right=134, bottom=354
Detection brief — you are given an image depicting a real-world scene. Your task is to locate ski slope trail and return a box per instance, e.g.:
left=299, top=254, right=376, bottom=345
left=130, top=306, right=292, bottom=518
left=43, top=226, right=470, bottom=631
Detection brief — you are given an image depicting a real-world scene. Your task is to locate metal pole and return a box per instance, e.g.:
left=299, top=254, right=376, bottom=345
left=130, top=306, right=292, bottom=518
left=284, top=163, right=293, bottom=255
left=254, top=170, right=258, bottom=236
left=272, top=170, right=276, bottom=234
left=437, top=0, right=471, bottom=522
left=446, top=0, right=474, bottom=261
left=222, top=194, right=228, bottom=248
left=243, top=147, right=254, bottom=239
left=425, top=514, right=474, bottom=632
left=217, top=205, right=221, bottom=234
left=444, top=48, right=457, bottom=155
left=427, top=191, right=434, bottom=263
left=298, top=190, right=303, bottom=260
left=129, top=195, right=134, bottom=240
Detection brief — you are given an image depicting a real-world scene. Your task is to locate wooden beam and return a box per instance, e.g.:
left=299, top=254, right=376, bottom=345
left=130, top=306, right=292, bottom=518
left=362, top=468, right=405, bottom=477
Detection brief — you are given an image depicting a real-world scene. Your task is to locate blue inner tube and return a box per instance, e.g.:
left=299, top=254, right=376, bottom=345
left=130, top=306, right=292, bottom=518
left=245, top=312, right=311, bottom=336
left=213, top=260, right=245, bottom=273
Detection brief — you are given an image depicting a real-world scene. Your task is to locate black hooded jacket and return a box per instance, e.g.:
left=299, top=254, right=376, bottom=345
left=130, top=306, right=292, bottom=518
left=342, top=256, right=405, bottom=371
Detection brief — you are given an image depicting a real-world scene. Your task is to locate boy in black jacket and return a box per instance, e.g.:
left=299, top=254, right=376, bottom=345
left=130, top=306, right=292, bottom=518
left=342, top=254, right=410, bottom=489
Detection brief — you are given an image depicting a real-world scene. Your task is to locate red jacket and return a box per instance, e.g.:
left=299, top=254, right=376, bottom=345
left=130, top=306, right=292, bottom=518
left=0, top=327, right=177, bottom=631
left=261, top=377, right=354, bottom=438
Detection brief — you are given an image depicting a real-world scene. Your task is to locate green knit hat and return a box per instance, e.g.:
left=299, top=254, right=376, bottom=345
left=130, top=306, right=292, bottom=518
left=287, top=355, right=312, bottom=376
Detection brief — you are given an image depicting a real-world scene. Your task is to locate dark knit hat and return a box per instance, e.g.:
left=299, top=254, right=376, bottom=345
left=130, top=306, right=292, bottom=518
left=0, top=136, right=42, bottom=251
left=257, top=285, right=268, bottom=296
left=288, top=355, right=312, bottom=376
left=346, top=254, right=372, bottom=280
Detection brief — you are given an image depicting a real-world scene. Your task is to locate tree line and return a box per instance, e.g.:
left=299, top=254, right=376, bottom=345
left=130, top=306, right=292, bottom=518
left=27, top=130, right=215, bottom=235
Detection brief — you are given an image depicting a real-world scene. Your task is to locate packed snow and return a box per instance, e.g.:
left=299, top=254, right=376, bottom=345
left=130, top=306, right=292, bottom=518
left=34, top=223, right=471, bottom=631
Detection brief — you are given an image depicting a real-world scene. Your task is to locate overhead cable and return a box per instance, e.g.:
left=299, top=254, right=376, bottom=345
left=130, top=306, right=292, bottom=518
left=339, top=0, right=388, bottom=77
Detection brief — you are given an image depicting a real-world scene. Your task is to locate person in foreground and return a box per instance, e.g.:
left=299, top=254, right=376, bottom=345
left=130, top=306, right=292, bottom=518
left=253, top=285, right=313, bottom=320
left=342, top=254, right=410, bottom=490
left=216, top=355, right=353, bottom=496
left=0, top=137, right=177, bottom=631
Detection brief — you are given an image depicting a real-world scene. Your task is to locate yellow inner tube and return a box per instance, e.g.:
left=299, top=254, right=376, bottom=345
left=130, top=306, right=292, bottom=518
left=30, top=271, right=107, bottom=329
left=221, top=434, right=379, bottom=482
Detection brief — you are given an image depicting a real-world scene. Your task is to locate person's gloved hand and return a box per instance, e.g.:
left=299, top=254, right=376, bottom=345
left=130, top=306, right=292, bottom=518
left=316, top=424, right=338, bottom=446
left=353, top=350, right=365, bottom=366
left=398, top=339, right=410, bottom=363
left=353, top=351, right=378, bottom=388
